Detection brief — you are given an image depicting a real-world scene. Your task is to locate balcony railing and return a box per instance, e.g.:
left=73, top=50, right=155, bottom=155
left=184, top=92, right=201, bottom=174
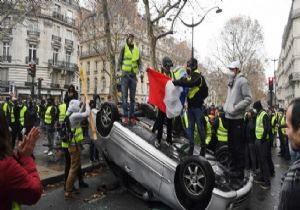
left=65, top=39, right=73, bottom=46
left=48, top=59, right=78, bottom=72
left=0, top=80, right=9, bottom=86
left=25, top=56, right=39, bottom=64
left=0, top=27, right=12, bottom=35
left=52, top=11, right=75, bottom=26
left=289, top=72, right=300, bottom=82
left=50, top=83, right=60, bottom=88
left=27, top=30, right=40, bottom=37
left=52, top=34, right=61, bottom=42
left=80, top=50, right=102, bottom=58
left=0, top=55, right=12, bottom=63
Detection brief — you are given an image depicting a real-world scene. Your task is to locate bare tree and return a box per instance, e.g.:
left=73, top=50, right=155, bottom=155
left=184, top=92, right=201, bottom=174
left=142, top=0, right=188, bottom=69
left=0, top=1, right=48, bottom=40
left=211, top=15, right=267, bottom=102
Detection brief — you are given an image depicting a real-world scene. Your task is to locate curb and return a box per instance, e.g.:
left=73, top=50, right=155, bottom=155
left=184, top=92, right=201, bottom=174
left=41, top=162, right=106, bottom=186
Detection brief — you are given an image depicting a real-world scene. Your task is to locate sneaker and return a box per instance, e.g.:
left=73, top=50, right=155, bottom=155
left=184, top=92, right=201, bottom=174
left=260, top=182, right=270, bottom=190
left=43, top=150, right=49, bottom=154
left=47, top=151, right=54, bottom=156
left=130, top=117, right=136, bottom=125
left=122, top=117, right=129, bottom=125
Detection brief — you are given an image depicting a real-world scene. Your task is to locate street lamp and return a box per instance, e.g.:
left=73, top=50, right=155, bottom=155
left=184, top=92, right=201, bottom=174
left=270, top=58, right=278, bottom=107
left=181, top=6, right=222, bottom=58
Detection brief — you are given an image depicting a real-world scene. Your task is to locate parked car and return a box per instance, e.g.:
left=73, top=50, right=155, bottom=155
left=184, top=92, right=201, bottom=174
left=94, top=102, right=253, bottom=210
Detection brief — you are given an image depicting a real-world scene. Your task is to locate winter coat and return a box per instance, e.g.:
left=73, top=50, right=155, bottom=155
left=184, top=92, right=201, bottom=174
left=224, top=73, right=252, bottom=119
left=0, top=155, right=43, bottom=210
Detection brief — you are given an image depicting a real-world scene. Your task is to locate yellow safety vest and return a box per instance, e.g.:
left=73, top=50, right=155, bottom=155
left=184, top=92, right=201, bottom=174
left=44, top=106, right=53, bottom=125
left=121, top=43, right=140, bottom=74
left=280, top=115, right=286, bottom=135
left=2, top=102, right=9, bottom=117
left=187, top=69, right=202, bottom=99
left=71, top=127, right=84, bottom=144
left=271, top=115, right=278, bottom=134
left=255, top=110, right=268, bottom=140
left=36, top=105, right=40, bottom=119
left=172, top=66, right=186, bottom=80
left=12, top=201, right=21, bottom=210
left=58, top=103, right=67, bottom=123
left=205, top=116, right=212, bottom=145
left=217, top=118, right=228, bottom=142
left=10, top=102, right=15, bottom=123
left=19, top=106, right=27, bottom=127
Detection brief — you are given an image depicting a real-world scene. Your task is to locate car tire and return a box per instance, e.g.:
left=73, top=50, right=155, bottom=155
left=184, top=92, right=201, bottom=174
left=176, top=156, right=215, bottom=210
left=96, top=102, right=119, bottom=137
left=215, top=145, right=232, bottom=168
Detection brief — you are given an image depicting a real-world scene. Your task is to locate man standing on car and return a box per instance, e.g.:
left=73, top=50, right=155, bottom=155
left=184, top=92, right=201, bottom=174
left=117, top=33, right=143, bottom=125
left=173, top=58, right=208, bottom=156
left=154, top=56, right=174, bottom=147
left=223, top=60, right=252, bottom=184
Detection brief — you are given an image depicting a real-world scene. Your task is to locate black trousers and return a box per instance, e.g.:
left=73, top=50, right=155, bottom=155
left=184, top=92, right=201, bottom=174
left=255, top=140, right=270, bottom=184
left=226, top=118, right=245, bottom=178
left=245, top=142, right=257, bottom=171
left=63, top=148, right=84, bottom=186
left=156, top=110, right=173, bottom=143
left=10, top=123, right=19, bottom=148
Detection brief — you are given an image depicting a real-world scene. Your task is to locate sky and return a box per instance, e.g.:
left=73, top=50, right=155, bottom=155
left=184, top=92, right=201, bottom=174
left=185, top=0, right=292, bottom=77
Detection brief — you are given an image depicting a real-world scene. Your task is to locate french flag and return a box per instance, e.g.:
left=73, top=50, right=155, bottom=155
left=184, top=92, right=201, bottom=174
left=147, top=68, right=182, bottom=118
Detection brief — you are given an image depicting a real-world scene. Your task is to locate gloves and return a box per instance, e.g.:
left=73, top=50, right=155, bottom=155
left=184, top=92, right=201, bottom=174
left=21, top=128, right=26, bottom=135
left=172, top=80, right=179, bottom=86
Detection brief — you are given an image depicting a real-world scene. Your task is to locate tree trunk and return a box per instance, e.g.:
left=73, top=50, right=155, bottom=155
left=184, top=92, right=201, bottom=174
left=143, top=0, right=157, bottom=69
left=102, top=0, right=117, bottom=103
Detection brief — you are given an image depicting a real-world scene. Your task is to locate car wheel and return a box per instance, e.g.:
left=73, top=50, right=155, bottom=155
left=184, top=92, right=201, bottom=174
left=176, top=156, right=215, bottom=210
left=96, top=102, right=119, bottom=137
left=215, top=145, right=232, bottom=168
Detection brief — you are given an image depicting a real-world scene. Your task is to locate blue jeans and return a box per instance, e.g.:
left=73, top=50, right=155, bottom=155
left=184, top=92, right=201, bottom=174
left=187, top=107, right=205, bottom=145
left=121, top=73, right=137, bottom=118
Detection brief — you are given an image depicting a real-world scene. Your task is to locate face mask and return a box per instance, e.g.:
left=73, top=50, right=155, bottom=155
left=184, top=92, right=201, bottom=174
left=228, top=70, right=235, bottom=77
left=253, top=109, right=257, bottom=114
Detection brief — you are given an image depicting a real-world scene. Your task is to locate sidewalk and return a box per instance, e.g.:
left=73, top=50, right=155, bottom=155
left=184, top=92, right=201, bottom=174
left=34, top=131, right=101, bottom=186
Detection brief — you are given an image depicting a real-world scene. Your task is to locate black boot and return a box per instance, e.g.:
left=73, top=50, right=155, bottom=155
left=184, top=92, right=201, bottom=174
left=79, top=181, right=89, bottom=188
left=200, top=144, right=206, bottom=157
left=188, top=144, right=194, bottom=156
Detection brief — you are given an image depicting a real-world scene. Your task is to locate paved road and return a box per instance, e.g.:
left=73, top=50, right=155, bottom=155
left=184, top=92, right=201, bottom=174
left=24, top=145, right=290, bottom=210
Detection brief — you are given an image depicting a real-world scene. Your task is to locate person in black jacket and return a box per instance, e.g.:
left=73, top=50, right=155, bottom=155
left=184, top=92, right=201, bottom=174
left=173, top=58, right=208, bottom=156
left=153, top=56, right=174, bottom=148
left=64, top=85, right=79, bottom=109
left=253, top=100, right=272, bottom=189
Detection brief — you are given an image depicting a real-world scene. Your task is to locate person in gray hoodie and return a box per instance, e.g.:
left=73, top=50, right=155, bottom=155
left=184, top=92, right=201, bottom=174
left=223, top=60, right=252, bottom=185
left=64, top=99, right=90, bottom=199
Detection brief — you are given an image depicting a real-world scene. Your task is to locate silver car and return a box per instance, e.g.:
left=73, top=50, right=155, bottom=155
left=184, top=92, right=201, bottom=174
left=95, top=102, right=253, bottom=210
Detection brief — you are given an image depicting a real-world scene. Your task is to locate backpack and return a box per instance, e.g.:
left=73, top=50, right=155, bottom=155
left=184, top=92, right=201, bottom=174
left=60, top=114, right=74, bottom=143
left=199, top=74, right=209, bottom=101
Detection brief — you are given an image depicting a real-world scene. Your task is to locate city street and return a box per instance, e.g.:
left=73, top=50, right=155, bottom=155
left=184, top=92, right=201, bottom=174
left=24, top=143, right=290, bottom=210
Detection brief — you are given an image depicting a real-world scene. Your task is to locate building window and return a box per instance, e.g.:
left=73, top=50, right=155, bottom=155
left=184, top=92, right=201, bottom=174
left=53, top=49, right=59, bottom=65
left=66, top=51, right=71, bottom=65
left=29, top=44, right=36, bottom=62
left=28, top=20, right=38, bottom=32
left=87, top=61, right=90, bottom=73
left=3, top=42, right=10, bottom=57
left=66, top=29, right=72, bottom=40
left=54, top=25, right=60, bottom=36
left=95, top=61, right=98, bottom=73
left=94, top=77, right=98, bottom=93
left=87, top=78, right=90, bottom=92
left=0, top=68, right=8, bottom=81
left=54, top=4, right=61, bottom=13
left=101, top=76, right=106, bottom=91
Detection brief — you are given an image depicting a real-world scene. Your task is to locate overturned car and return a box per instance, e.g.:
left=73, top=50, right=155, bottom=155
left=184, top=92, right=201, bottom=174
left=94, top=102, right=253, bottom=210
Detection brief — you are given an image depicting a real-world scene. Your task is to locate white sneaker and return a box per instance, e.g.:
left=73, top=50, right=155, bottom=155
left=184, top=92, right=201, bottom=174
left=43, top=150, right=49, bottom=154
left=47, top=151, right=54, bottom=156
